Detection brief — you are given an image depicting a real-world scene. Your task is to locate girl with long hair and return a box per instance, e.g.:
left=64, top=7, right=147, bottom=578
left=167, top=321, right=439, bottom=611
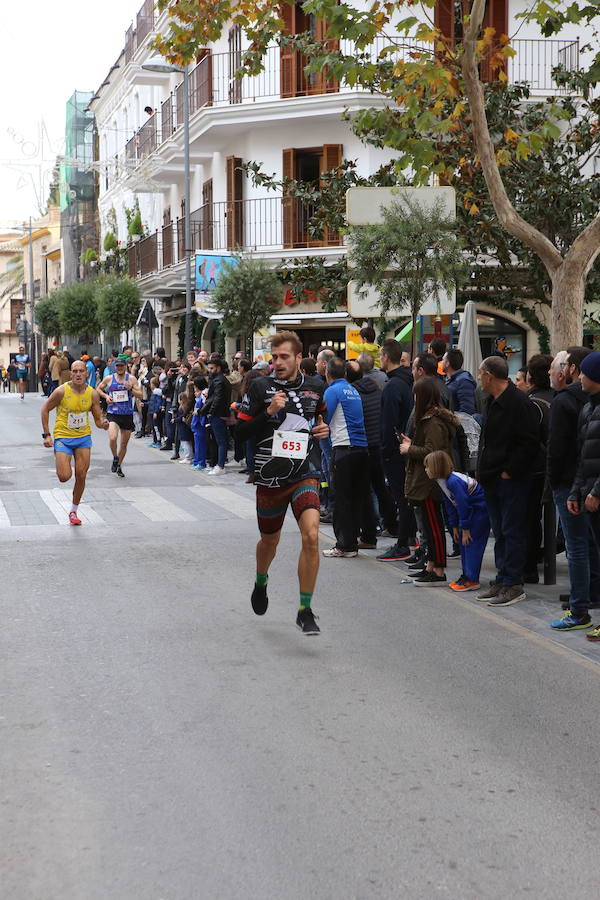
left=399, top=377, right=458, bottom=586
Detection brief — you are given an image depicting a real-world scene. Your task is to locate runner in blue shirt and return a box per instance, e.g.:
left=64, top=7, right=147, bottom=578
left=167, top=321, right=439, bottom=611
left=15, top=345, right=31, bottom=400
left=95, top=355, right=141, bottom=476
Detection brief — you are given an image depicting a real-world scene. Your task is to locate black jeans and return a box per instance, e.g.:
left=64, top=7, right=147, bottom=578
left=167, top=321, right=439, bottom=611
left=484, top=475, right=531, bottom=586
left=331, top=446, right=369, bottom=552
left=524, top=474, right=545, bottom=577
left=361, top=446, right=397, bottom=542
left=383, top=452, right=416, bottom=547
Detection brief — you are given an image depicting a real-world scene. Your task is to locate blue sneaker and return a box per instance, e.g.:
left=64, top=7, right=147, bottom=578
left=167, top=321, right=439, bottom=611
left=550, top=611, right=593, bottom=630
left=191, top=463, right=206, bottom=470
left=148, top=441, right=161, bottom=448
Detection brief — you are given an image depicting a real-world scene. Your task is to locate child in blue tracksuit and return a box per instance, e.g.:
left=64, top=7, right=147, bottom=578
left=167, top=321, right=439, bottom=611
left=424, top=450, right=490, bottom=592
left=191, top=376, right=208, bottom=469
left=147, top=378, right=164, bottom=447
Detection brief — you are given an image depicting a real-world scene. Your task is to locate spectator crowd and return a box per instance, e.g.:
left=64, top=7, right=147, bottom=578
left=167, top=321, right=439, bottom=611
left=30, top=326, right=600, bottom=641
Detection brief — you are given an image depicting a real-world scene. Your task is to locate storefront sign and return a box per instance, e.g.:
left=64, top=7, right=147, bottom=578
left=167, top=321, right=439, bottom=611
left=345, top=327, right=363, bottom=360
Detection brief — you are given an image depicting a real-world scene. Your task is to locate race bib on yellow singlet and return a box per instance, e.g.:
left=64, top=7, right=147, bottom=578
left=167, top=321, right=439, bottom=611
left=112, top=390, right=128, bottom=404
left=67, top=412, right=86, bottom=430
left=271, top=430, right=309, bottom=460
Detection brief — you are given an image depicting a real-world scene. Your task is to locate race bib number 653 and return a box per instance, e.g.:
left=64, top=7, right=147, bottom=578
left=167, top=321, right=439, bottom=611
left=272, top=430, right=309, bottom=460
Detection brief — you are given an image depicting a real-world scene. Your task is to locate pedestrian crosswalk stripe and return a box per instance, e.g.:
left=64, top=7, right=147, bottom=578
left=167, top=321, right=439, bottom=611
left=0, top=497, right=10, bottom=528
left=115, top=487, right=195, bottom=522
left=39, top=489, right=105, bottom=525
left=0, top=484, right=257, bottom=527
left=188, top=485, right=256, bottom=520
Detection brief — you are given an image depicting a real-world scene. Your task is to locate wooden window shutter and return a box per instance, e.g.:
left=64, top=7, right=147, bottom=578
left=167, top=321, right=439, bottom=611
left=316, top=17, right=340, bottom=94
left=226, top=156, right=243, bottom=250
left=202, top=179, right=213, bottom=250
left=321, top=144, right=342, bottom=245
left=282, top=148, right=297, bottom=249
left=482, top=0, right=508, bottom=81
left=280, top=3, right=298, bottom=98
left=434, top=0, right=455, bottom=43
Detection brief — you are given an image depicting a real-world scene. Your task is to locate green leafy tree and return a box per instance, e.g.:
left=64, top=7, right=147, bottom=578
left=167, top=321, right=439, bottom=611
left=212, top=257, right=281, bottom=355
left=57, top=281, right=100, bottom=349
left=348, top=197, right=466, bottom=359
left=35, top=293, right=61, bottom=340
left=155, top=0, right=600, bottom=349
left=96, top=277, right=142, bottom=337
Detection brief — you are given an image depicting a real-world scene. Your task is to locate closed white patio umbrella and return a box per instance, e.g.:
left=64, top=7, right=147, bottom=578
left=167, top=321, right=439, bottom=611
left=458, top=300, right=483, bottom=379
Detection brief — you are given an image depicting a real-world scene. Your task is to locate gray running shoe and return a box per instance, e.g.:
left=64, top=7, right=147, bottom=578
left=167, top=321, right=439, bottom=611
left=488, top=585, right=526, bottom=607
left=476, top=581, right=503, bottom=602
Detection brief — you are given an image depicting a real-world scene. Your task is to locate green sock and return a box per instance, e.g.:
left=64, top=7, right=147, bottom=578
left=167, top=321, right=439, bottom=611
left=256, top=572, right=268, bottom=588
left=299, top=591, right=313, bottom=609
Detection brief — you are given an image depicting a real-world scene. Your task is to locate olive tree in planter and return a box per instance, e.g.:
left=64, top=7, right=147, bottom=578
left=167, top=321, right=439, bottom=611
left=348, top=198, right=466, bottom=360
left=35, top=293, right=61, bottom=343
left=96, top=276, right=142, bottom=344
left=56, top=281, right=100, bottom=352
left=211, top=256, right=281, bottom=357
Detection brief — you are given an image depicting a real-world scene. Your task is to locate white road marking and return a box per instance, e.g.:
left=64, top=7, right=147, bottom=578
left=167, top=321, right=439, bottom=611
left=57, top=490, right=104, bottom=524
left=188, top=485, right=256, bottom=519
left=39, top=490, right=68, bottom=524
left=0, top=497, right=11, bottom=527
left=39, top=489, right=104, bottom=525
left=115, top=487, right=194, bottom=522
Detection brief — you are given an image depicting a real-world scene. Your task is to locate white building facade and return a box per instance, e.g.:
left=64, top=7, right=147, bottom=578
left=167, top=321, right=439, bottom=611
left=89, top=0, right=586, bottom=364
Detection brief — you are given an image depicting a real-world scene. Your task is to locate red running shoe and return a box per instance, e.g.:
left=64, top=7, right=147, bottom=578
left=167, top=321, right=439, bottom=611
left=69, top=511, right=82, bottom=526
left=449, top=575, right=480, bottom=592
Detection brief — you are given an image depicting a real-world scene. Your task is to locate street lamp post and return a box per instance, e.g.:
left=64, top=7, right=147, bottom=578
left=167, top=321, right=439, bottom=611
left=142, top=57, right=193, bottom=354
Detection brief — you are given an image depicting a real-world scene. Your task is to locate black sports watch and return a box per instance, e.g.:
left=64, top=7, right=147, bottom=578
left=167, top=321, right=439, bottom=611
left=42, top=432, right=51, bottom=438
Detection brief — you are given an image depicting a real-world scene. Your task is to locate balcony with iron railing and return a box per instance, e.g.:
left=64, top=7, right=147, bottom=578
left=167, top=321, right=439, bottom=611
left=124, top=0, right=155, bottom=64
left=118, top=36, right=580, bottom=171
left=127, top=197, right=343, bottom=279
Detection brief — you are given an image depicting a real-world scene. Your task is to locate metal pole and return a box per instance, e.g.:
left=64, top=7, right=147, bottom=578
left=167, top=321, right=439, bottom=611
left=183, top=64, right=193, bottom=354
left=27, top=218, right=37, bottom=393
left=543, top=499, right=557, bottom=585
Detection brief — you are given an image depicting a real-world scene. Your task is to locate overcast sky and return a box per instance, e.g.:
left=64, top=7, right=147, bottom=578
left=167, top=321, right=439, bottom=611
left=0, top=0, right=143, bottom=226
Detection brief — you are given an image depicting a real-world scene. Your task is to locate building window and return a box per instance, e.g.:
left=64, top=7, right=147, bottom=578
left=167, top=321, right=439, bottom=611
left=228, top=26, right=242, bottom=104
left=279, top=2, right=339, bottom=98
left=282, top=145, right=342, bottom=248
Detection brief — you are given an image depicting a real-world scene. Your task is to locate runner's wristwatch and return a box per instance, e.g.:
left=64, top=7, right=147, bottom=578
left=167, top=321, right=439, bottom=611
left=42, top=432, right=51, bottom=438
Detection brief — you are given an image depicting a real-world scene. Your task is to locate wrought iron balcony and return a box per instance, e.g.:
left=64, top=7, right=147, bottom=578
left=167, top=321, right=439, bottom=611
left=127, top=197, right=343, bottom=279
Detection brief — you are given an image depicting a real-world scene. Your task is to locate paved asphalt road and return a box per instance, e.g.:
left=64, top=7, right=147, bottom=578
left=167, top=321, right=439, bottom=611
left=1, top=392, right=599, bottom=900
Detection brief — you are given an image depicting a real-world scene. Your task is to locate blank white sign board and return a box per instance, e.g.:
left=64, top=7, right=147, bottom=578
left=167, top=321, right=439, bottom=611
left=346, top=186, right=456, bottom=225
left=347, top=281, right=456, bottom=318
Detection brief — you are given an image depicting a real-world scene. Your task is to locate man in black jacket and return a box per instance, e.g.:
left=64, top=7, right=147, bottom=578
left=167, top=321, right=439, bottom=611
left=548, top=346, right=597, bottom=631
left=568, top=351, right=600, bottom=640
left=203, top=357, right=232, bottom=475
left=476, top=355, right=539, bottom=607
left=377, top=339, right=414, bottom=560
left=523, top=353, right=555, bottom=583
left=346, top=360, right=397, bottom=547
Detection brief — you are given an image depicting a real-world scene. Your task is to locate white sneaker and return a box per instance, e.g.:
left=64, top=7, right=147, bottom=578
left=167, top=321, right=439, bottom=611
left=207, top=465, right=225, bottom=476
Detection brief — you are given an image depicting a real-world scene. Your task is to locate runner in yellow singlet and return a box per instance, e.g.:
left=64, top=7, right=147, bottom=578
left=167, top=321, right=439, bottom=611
left=40, top=360, right=109, bottom=525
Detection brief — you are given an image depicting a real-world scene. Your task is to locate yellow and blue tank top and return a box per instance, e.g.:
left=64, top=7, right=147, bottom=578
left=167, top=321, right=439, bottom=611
left=54, top=383, right=93, bottom=439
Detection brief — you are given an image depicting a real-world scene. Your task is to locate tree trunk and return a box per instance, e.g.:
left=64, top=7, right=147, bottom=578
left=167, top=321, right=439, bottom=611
left=551, top=262, right=585, bottom=353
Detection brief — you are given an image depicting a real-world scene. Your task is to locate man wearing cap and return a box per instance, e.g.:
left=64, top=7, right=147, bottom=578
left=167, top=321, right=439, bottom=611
left=568, top=351, right=600, bottom=641
left=81, top=354, right=96, bottom=388
left=96, top=355, right=142, bottom=477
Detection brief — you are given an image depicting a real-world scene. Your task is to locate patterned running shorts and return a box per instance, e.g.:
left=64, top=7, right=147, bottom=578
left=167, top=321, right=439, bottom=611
left=256, top=478, right=320, bottom=535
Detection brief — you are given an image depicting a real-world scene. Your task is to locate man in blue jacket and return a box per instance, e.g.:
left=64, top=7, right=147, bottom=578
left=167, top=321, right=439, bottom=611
left=322, top=356, right=369, bottom=558
left=443, top=348, right=476, bottom=414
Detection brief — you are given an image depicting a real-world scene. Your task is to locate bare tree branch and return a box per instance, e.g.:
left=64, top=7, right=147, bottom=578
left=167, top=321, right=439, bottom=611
left=461, top=0, right=563, bottom=276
